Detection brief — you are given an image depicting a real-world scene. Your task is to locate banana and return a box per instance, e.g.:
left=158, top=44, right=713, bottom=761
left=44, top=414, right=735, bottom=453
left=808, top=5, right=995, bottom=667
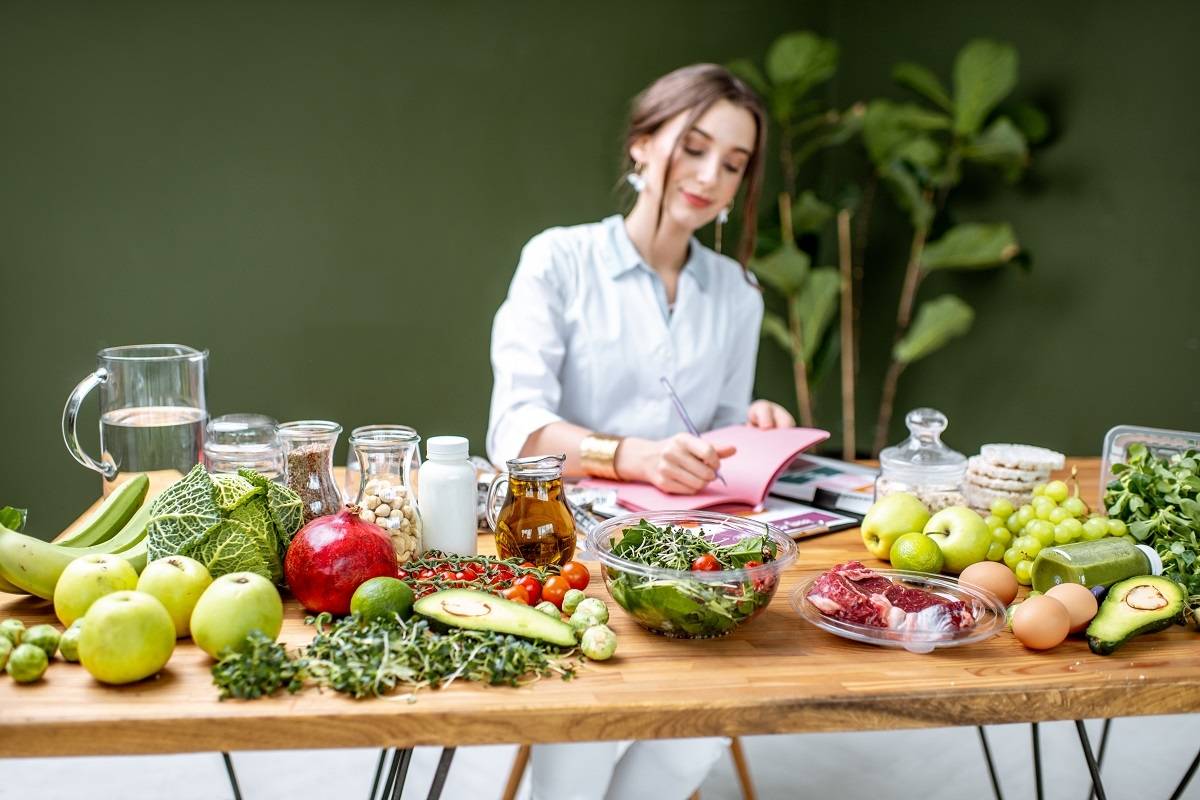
left=0, top=503, right=152, bottom=599
left=0, top=573, right=24, bottom=595
left=55, top=474, right=149, bottom=548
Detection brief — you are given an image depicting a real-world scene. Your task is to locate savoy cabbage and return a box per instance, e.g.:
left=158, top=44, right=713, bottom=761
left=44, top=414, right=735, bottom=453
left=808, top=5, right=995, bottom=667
left=147, top=465, right=303, bottom=583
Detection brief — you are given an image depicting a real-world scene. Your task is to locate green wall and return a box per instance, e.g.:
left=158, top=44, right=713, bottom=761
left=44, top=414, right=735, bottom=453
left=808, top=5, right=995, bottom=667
left=0, top=1, right=819, bottom=535
left=2, top=2, right=1197, bottom=537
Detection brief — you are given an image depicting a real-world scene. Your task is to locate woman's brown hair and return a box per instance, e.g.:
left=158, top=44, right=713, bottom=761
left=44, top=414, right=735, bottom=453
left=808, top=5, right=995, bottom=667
left=623, top=63, right=767, bottom=270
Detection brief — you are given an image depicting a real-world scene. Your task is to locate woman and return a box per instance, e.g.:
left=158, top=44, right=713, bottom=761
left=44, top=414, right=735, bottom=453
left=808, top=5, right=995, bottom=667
left=487, top=64, right=793, bottom=799
left=487, top=63, right=793, bottom=492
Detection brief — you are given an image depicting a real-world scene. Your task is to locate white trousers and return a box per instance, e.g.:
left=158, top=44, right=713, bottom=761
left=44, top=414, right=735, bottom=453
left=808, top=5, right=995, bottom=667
left=529, top=737, right=728, bottom=800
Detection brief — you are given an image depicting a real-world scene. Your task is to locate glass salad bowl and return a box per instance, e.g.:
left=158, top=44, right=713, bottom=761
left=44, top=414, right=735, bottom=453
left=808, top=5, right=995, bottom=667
left=586, top=511, right=797, bottom=639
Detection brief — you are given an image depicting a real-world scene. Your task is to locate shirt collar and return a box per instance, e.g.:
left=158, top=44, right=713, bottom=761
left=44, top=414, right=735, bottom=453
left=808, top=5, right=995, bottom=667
left=602, top=214, right=710, bottom=292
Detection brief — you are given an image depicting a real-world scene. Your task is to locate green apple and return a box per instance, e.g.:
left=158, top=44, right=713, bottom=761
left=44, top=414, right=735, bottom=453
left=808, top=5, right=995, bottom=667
left=54, top=553, right=140, bottom=627
left=190, top=572, right=283, bottom=659
left=137, top=556, right=213, bottom=638
left=860, top=493, right=932, bottom=560
left=923, top=506, right=992, bottom=574
left=78, top=590, right=176, bottom=685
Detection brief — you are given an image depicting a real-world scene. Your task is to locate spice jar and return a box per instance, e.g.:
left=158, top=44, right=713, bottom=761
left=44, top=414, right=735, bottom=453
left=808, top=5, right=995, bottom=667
left=204, top=413, right=282, bottom=480
left=278, top=420, right=343, bottom=523
left=876, top=408, right=967, bottom=511
left=350, top=427, right=422, bottom=563
left=344, top=424, right=420, bottom=500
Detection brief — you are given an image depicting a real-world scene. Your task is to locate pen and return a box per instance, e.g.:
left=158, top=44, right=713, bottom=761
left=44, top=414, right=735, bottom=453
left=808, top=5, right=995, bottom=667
left=660, top=376, right=727, bottom=487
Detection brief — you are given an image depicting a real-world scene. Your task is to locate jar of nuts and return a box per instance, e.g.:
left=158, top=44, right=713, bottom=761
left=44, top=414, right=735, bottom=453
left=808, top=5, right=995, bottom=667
left=349, top=428, right=423, bottom=563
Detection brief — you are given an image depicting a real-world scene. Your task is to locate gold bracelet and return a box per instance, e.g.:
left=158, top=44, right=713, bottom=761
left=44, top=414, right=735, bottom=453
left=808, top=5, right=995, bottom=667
left=580, top=433, right=623, bottom=480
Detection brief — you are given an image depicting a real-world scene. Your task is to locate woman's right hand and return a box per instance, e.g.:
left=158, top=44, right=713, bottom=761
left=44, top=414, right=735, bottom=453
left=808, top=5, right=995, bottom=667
left=617, top=434, right=736, bottom=495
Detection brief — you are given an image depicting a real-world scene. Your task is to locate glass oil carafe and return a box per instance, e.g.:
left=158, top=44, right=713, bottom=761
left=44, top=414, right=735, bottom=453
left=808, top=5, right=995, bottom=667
left=486, top=454, right=576, bottom=567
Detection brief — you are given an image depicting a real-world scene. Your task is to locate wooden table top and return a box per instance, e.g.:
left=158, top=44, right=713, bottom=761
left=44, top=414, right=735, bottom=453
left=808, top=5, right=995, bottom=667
left=1, top=458, right=1197, bottom=758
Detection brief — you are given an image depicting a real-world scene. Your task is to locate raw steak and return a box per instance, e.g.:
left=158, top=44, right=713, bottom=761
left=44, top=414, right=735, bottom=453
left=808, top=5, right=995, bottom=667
left=806, top=561, right=975, bottom=632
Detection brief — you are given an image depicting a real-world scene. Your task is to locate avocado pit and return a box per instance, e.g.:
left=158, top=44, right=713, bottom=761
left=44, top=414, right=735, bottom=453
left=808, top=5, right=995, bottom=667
left=1125, top=585, right=1168, bottom=611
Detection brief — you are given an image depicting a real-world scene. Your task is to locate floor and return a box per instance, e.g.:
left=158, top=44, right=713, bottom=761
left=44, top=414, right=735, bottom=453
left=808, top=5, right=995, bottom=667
left=3, top=715, right=1198, bottom=799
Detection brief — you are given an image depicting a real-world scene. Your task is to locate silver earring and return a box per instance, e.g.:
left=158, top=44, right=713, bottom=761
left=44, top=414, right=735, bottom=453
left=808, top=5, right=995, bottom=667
left=717, top=207, right=730, bottom=224
left=626, top=164, right=646, bottom=193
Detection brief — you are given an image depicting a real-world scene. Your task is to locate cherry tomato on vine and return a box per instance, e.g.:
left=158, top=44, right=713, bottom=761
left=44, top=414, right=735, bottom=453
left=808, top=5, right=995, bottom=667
left=542, top=575, right=570, bottom=608
left=691, top=554, right=721, bottom=571
left=561, top=561, right=590, bottom=590
left=744, top=561, right=763, bottom=569
left=503, top=585, right=531, bottom=605
left=517, top=575, right=543, bottom=605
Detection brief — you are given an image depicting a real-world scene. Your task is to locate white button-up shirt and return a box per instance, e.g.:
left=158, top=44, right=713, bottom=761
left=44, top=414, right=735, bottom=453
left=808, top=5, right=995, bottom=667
left=487, top=214, right=764, bottom=466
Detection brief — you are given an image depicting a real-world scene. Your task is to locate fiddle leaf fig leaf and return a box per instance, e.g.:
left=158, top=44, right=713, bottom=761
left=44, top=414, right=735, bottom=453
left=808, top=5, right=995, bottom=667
left=761, top=312, right=795, bottom=356
left=862, top=100, right=952, bottom=166
left=792, top=191, right=835, bottom=234
left=893, top=61, right=953, bottom=112
left=791, top=267, right=841, bottom=362
left=751, top=243, right=810, bottom=296
left=921, top=223, right=1020, bottom=271
left=894, top=295, right=975, bottom=363
left=765, top=31, right=838, bottom=93
left=879, top=161, right=934, bottom=230
left=963, top=117, right=1029, bottom=181
left=726, top=58, right=770, bottom=97
left=953, top=39, right=1018, bottom=136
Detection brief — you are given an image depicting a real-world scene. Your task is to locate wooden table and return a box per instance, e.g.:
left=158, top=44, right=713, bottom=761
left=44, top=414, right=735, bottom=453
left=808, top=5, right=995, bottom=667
left=1, top=458, right=1197, bottom=760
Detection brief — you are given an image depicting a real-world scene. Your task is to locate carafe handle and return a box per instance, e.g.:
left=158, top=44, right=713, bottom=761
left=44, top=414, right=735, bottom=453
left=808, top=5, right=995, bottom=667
left=62, top=367, right=116, bottom=479
left=485, top=473, right=509, bottom=530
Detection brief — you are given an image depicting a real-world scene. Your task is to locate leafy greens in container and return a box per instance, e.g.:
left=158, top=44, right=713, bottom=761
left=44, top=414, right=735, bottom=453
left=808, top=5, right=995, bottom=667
left=601, top=517, right=786, bottom=639
left=147, top=464, right=303, bottom=583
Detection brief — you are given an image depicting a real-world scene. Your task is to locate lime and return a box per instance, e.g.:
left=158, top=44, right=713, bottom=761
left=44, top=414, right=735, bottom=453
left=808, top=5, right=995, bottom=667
left=350, top=577, right=414, bottom=620
left=889, top=532, right=945, bottom=574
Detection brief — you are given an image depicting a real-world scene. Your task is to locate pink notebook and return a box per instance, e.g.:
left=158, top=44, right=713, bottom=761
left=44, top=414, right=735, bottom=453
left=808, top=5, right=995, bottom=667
left=582, top=425, right=830, bottom=511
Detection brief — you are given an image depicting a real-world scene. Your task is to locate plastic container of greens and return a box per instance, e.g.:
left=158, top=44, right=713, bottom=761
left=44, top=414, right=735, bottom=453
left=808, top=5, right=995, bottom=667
left=587, top=511, right=797, bottom=639
left=1100, top=425, right=1200, bottom=505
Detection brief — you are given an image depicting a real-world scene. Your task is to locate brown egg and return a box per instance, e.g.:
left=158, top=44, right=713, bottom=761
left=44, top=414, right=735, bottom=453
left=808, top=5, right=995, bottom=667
left=1045, top=583, right=1099, bottom=633
left=1012, top=595, right=1071, bottom=650
left=958, top=561, right=1019, bottom=605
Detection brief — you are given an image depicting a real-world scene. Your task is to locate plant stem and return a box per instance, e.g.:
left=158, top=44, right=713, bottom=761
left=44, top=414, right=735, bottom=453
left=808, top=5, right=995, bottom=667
left=872, top=224, right=928, bottom=455
left=873, top=360, right=905, bottom=457
left=837, top=209, right=855, bottom=460
left=778, top=191, right=811, bottom=426
left=789, top=308, right=814, bottom=429
left=851, top=175, right=877, bottom=376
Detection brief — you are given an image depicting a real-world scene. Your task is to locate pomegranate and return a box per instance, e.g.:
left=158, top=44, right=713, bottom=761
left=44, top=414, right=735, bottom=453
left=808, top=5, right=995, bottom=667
left=284, top=505, right=397, bottom=614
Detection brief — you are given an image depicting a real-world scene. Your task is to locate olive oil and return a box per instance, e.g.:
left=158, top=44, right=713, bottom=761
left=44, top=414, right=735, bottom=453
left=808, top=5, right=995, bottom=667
left=493, top=474, right=576, bottom=567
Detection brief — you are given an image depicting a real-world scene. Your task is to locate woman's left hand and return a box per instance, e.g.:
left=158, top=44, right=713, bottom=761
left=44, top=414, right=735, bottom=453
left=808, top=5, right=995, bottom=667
left=747, top=400, right=795, bottom=429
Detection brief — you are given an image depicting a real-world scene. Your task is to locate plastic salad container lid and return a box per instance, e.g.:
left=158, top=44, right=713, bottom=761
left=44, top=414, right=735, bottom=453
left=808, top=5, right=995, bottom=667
left=1100, top=424, right=1200, bottom=505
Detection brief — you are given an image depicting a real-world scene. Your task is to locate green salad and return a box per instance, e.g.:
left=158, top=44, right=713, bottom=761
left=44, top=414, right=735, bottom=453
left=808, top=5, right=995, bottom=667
left=605, top=519, right=779, bottom=639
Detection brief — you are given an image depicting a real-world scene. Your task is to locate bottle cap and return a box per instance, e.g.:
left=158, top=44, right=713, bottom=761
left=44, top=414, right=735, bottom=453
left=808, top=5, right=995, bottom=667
left=427, top=436, right=469, bottom=460
left=1135, top=544, right=1163, bottom=576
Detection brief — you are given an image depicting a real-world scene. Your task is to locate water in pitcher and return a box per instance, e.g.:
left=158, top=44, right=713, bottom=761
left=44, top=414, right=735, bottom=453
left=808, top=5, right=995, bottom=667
left=99, top=405, right=206, bottom=484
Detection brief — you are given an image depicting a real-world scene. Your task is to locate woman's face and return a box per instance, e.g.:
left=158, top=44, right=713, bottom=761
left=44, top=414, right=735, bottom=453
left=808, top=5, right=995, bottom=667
left=631, top=98, right=757, bottom=233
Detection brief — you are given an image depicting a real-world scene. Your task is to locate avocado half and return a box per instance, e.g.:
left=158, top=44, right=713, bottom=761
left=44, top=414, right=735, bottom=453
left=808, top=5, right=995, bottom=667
left=1086, top=575, right=1184, bottom=655
left=414, top=588, right=577, bottom=647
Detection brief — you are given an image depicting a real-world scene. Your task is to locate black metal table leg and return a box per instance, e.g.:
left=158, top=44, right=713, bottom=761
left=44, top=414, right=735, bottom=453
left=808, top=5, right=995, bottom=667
left=1169, top=745, right=1200, bottom=800
left=1086, top=719, right=1113, bottom=800
left=1075, top=720, right=1108, bottom=800
left=222, top=752, right=243, bottom=800
left=976, top=726, right=1004, bottom=800
left=426, top=747, right=457, bottom=800
left=382, top=747, right=413, bottom=800
left=368, top=749, right=388, bottom=800
left=1032, top=722, right=1043, bottom=800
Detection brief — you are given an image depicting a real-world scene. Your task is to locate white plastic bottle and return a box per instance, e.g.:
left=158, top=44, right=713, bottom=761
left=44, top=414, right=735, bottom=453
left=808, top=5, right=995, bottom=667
left=418, top=436, right=478, bottom=556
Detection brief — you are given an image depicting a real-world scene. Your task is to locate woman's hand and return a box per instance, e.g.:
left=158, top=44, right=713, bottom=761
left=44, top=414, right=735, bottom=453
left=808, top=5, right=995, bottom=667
left=616, top=434, right=736, bottom=495
left=747, top=399, right=795, bottom=429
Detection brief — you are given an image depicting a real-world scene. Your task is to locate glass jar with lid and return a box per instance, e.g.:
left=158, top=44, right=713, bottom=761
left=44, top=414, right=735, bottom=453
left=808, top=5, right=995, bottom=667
left=344, top=424, right=421, bottom=501
left=876, top=408, right=967, bottom=511
left=350, top=427, right=423, bottom=563
left=278, top=420, right=343, bottom=523
left=204, top=413, right=282, bottom=480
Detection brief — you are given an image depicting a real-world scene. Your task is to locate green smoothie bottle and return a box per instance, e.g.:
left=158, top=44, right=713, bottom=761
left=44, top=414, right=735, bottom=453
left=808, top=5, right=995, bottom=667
left=1030, top=538, right=1163, bottom=593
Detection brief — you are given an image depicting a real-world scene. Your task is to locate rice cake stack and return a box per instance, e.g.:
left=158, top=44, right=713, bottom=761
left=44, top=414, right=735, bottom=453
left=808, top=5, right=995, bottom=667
left=964, top=444, right=1066, bottom=513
